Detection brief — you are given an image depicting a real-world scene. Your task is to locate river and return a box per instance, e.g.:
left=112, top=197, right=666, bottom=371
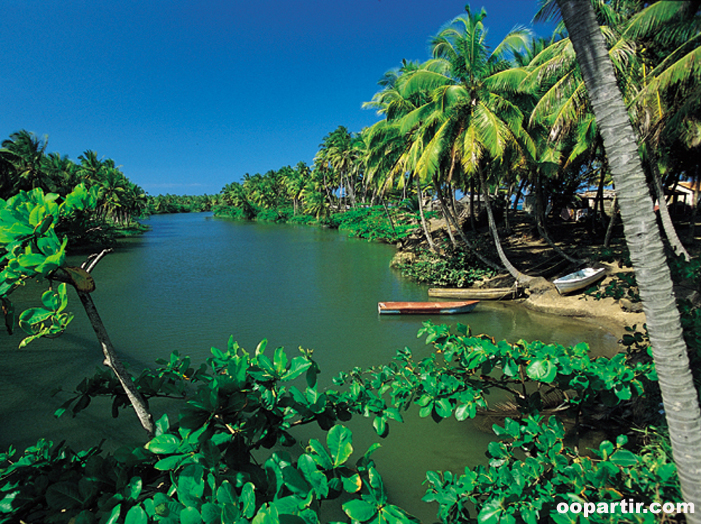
left=0, top=212, right=619, bottom=521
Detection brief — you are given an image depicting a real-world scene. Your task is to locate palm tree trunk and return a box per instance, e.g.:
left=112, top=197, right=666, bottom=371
left=603, top=193, right=618, bottom=248
left=479, top=169, right=531, bottom=285
left=469, top=178, right=477, bottom=231
left=435, top=177, right=502, bottom=271
left=77, top=291, right=154, bottom=437
left=650, top=157, right=690, bottom=260
left=415, top=175, right=437, bottom=252
left=558, top=0, right=701, bottom=513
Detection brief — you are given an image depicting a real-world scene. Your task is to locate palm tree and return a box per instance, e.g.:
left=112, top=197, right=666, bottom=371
left=0, top=130, right=51, bottom=192
left=395, top=6, right=533, bottom=280
left=556, top=0, right=701, bottom=513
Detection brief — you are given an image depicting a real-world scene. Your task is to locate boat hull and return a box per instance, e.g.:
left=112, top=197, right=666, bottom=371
left=428, top=287, right=518, bottom=300
left=553, top=267, right=606, bottom=294
left=378, top=300, right=479, bottom=315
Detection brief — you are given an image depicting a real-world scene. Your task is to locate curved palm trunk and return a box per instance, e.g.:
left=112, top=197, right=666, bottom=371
left=433, top=175, right=503, bottom=271
left=415, top=175, right=437, bottom=252
left=558, top=0, right=701, bottom=513
left=603, top=193, right=618, bottom=248
left=479, top=170, right=532, bottom=285
left=650, top=157, right=690, bottom=260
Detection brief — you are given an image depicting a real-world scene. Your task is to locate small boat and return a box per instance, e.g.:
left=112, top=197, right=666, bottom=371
left=378, top=300, right=479, bottom=315
left=553, top=267, right=606, bottom=294
left=428, top=286, right=519, bottom=300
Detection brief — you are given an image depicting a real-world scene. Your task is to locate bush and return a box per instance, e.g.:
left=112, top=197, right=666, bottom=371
left=394, top=247, right=496, bottom=287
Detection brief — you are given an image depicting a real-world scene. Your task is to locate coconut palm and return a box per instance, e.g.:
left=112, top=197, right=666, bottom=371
left=393, top=6, right=533, bottom=281
left=556, top=0, right=701, bottom=513
left=0, top=130, right=51, bottom=192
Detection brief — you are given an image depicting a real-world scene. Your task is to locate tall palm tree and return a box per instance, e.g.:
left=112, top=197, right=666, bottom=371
left=556, top=0, right=701, bottom=513
left=395, top=6, right=533, bottom=281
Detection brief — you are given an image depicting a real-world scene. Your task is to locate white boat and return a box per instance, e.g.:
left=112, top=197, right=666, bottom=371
left=553, top=267, right=606, bottom=294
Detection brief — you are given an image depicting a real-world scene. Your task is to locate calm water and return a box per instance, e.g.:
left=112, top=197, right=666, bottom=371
left=0, top=212, right=618, bottom=522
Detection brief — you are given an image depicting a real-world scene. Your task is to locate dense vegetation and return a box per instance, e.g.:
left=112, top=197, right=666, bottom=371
left=0, top=131, right=148, bottom=248
left=2, top=0, right=701, bottom=522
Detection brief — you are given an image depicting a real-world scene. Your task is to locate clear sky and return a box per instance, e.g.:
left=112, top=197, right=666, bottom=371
left=1, top=1, right=553, bottom=196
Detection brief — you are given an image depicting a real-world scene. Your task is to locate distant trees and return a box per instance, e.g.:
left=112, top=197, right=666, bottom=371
left=0, top=130, right=147, bottom=228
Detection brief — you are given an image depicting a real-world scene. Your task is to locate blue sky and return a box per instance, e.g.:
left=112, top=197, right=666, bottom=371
left=1, top=1, right=553, bottom=195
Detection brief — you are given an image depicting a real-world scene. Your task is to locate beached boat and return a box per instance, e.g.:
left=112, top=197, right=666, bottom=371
left=552, top=267, right=606, bottom=294
left=428, top=286, right=519, bottom=300
left=378, top=300, right=479, bottom=315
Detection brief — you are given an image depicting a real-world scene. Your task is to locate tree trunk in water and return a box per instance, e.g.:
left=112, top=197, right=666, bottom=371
left=415, top=176, right=437, bottom=252
left=479, top=170, right=532, bottom=285
left=558, top=0, right=701, bottom=512
left=650, top=158, right=690, bottom=260
left=77, top=291, right=155, bottom=438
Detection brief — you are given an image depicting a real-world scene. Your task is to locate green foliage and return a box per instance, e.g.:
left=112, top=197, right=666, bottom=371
left=423, top=417, right=680, bottom=524
left=584, top=272, right=640, bottom=302
left=0, top=323, right=684, bottom=523
left=0, top=185, right=98, bottom=345
left=332, top=206, right=417, bottom=243
left=330, top=321, right=657, bottom=432
left=394, top=247, right=497, bottom=287
left=0, top=339, right=419, bottom=524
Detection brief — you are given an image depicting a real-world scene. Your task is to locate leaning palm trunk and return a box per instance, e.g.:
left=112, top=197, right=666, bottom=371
left=603, top=193, right=618, bottom=248
left=415, top=175, right=437, bottom=252
left=479, top=170, right=532, bottom=285
left=55, top=250, right=155, bottom=438
left=433, top=175, right=502, bottom=271
left=650, top=157, right=690, bottom=260
left=558, top=0, right=701, bottom=513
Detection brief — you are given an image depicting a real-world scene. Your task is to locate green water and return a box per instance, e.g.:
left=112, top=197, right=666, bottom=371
left=0, top=212, right=619, bottom=521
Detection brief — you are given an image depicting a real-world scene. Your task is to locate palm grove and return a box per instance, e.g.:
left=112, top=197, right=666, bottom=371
left=2, top=1, right=701, bottom=523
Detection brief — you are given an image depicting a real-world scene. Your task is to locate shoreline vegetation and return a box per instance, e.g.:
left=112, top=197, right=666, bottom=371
left=3, top=1, right=701, bottom=521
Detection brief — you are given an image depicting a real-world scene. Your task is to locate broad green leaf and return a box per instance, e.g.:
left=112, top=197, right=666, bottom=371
left=526, top=359, right=557, bottom=383
left=342, top=473, right=362, bottom=494
left=241, top=482, right=256, bottom=519
left=610, top=449, right=639, bottom=467
left=342, top=499, right=377, bottom=521
left=180, top=507, right=203, bottom=524
left=154, top=454, right=186, bottom=471
left=307, top=439, right=333, bottom=470
left=372, top=416, right=388, bottom=437
left=125, top=505, right=147, bottom=524
left=435, top=398, right=453, bottom=418
left=177, top=465, right=205, bottom=507
left=125, top=476, right=143, bottom=500
left=105, top=505, right=122, bottom=524
left=282, top=356, right=312, bottom=381
left=298, top=454, right=329, bottom=498
left=477, top=498, right=504, bottom=524
left=201, top=503, right=222, bottom=524
left=216, top=480, right=237, bottom=505
left=327, top=425, right=353, bottom=467
left=146, top=434, right=180, bottom=454
left=273, top=346, right=289, bottom=375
